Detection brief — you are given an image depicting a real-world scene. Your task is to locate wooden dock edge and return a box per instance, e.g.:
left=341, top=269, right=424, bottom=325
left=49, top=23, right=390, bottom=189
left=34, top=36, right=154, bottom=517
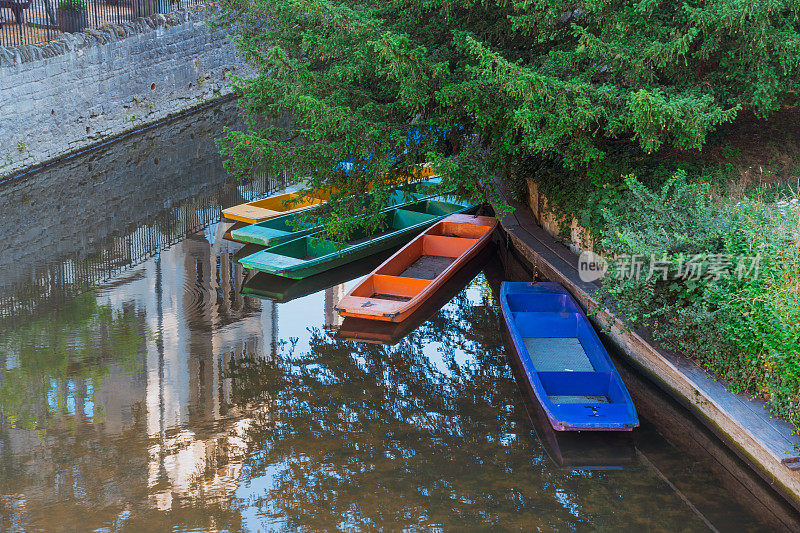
left=495, top=179, right=800, bottom=514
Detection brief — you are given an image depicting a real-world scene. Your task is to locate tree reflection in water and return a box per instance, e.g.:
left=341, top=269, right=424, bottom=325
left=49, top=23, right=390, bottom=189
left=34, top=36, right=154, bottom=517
left=227, top=275, right=711, bottom=532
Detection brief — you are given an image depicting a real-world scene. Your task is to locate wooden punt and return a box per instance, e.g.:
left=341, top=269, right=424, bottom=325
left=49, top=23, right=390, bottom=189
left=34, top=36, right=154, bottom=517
left=335, top=214, right=497, bottom=323
left=222, top=164, right=436, bottom=224
left=335, top=244, right=493, bottom=344
left=238, top=198, right=476, bottom=279
left=230, top=178, right=443, bottom=247
left=222, top=190, right=328, bottom=225
left=499, top=282, right=639, bottom=432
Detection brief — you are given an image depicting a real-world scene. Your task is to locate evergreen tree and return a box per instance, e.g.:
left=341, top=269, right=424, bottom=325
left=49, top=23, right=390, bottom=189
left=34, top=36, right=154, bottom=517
left=212, top=0, right=800, bottom=231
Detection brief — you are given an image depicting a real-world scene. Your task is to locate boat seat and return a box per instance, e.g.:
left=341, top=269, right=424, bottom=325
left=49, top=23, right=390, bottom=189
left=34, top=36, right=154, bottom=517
left=506, top=293, right=580, bottom=313
left=404, top=200, right=466, bottom=217
left=537, top=371, right=627, bottom=405
left=523, top=337, right=595, bottom=372
left=549, top=395, right=610, bottom=404
left=421, top=235, right=477, bottom=257
left=350, top=274, right=431, bottom=301
left=392, top=209, right=438, bottom=227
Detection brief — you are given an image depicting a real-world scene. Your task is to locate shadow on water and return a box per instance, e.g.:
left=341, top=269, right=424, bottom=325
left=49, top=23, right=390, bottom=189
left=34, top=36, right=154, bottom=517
left=0, top=100, right=796, bottom=531
left=241, top=246, right=400, bottom=304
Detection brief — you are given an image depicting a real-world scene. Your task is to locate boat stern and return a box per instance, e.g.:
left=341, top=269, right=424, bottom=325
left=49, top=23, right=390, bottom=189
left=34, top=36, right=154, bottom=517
left=546, top=402, right=639, bottom=432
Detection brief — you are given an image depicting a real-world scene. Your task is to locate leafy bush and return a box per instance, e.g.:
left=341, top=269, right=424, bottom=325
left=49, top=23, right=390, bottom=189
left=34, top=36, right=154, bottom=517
left=58, top=0, right=86, bottom=11
left=211, top=0, right=800, bottom=236
left=567, top=172, right=800, bottom=426
left=717, top=199, right=800, bottom=423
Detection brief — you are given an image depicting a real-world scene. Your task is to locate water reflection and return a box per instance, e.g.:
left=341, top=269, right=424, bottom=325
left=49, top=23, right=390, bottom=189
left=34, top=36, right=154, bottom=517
left=0, top=102, right=791, bottom=531
left=0, top=228, right=781, bottom=531
left=241, top=247, right=399, bottom=305
left=0, top=224, right=268, bottom=531
left=0, top=99, right=278, bottom=326
left=226, top=276, right=760, bottom=531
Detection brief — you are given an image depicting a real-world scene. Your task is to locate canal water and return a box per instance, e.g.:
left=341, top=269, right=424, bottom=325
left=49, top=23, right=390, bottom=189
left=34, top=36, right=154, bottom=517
left=0, top=101, right=797, bottom=532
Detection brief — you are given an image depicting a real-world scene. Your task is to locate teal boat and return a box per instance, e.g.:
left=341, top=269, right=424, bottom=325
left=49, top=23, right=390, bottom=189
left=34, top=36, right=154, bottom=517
left=231, top=179, right=444, bottom=247
left=238, top=198, right=476, bottom=279
left=232, top=243, right=266, bottom=263
left=241, top=248, right=398, bottom=303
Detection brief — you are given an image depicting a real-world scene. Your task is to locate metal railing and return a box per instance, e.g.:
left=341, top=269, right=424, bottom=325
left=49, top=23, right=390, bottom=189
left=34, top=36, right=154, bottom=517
left=0, top=0, right=202, bottom=47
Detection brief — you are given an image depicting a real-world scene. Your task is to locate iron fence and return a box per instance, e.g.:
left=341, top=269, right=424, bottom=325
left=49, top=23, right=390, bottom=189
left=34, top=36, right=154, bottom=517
left=0, top=0, right=202, bottom=47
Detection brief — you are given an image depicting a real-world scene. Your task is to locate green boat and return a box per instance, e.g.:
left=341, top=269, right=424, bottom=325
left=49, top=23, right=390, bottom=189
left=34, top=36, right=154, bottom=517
left=241, top=247, right=398, bottom=303
left=230, top=178, right=444, bottom=247
left=238, top=198, right=476, bottom=279
left=232, top=243, right=266, bottom=262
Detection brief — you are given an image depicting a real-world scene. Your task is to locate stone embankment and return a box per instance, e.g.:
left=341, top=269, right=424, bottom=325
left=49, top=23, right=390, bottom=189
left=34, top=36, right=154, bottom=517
left=0, top=7, right=248, bottom=178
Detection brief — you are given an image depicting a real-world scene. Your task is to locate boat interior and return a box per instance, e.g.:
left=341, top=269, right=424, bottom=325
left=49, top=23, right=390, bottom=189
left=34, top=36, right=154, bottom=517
left=505, top=291, right=630, bottom=408
left=242, top=191, right=326, bottom=212
left=248, top=184, right=442, bottom=233
left=232, top=180, right=446, bottom=244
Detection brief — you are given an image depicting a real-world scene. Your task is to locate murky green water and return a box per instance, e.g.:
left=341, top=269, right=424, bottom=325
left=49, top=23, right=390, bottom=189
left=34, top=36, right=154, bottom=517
left=0, top=102, right=796, bottom=532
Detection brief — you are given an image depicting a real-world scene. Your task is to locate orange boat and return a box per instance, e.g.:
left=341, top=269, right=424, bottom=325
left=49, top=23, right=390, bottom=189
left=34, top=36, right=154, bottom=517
left=335, top=244, right=494, bottom=344
left=335, top=213, right=497, bottom=322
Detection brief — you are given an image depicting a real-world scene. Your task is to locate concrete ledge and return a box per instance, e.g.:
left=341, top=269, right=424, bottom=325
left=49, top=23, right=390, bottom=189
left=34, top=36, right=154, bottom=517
left=496, top=177, right=800, bottom=513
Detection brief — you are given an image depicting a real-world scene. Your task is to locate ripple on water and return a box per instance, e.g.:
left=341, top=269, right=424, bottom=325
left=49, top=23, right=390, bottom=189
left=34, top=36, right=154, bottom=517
left=181, top=274, right=212, bottom=328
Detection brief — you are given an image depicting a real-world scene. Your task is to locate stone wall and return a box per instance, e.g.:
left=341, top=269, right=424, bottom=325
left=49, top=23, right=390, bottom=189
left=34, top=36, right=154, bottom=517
left=524, top=177, right=596, bottom=254
left=0, top=7, right=248, bottom=178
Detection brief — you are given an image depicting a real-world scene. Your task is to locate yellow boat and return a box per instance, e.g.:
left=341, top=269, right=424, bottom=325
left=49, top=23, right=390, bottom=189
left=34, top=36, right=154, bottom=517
left=222, top=191, right=327, bottom=224
left=222, top=165, right=436, bottom=224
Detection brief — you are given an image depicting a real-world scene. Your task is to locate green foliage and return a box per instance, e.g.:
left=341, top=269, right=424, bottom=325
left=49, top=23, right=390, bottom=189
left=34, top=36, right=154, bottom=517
left=57, top=0, right=86, bottom=11
left=0, top=294, right=145, bottom=431
left=211, top=0, right=800, bottom=235
left=715, top=199, right=800, bottom=423
left=519, top=152, right=731, bottom=241
left=561, top=171, right=800, bottom=426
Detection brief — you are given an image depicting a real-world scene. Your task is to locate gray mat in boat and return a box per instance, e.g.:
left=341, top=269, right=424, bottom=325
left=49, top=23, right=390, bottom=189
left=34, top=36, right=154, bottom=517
left=549, top=395, right=610, bottom=404
left=400, top=255, right=456, bottom=280
left=523, top=337, right=594, bottom=372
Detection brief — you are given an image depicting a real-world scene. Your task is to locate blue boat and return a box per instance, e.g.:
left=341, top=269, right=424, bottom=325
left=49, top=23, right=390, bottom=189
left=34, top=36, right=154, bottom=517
left=500, top=282, right=638, bottom=432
